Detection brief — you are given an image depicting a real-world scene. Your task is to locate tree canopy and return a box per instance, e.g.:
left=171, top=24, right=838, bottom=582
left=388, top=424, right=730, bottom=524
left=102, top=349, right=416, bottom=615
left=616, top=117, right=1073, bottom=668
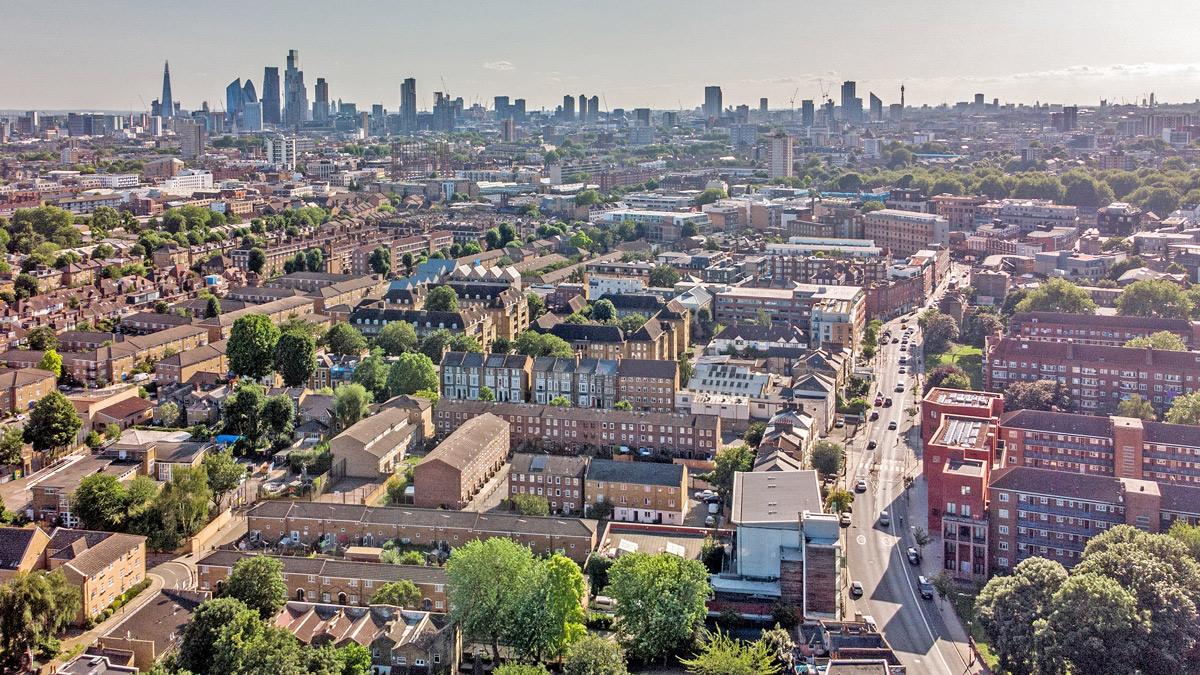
left=605, top=552, right=711, bottom=662
left=228, top=314, right=281, bottom=379
left=1115, top=279, right=1193, bottom=319
left=1013, top=278, right=1096, bottom=314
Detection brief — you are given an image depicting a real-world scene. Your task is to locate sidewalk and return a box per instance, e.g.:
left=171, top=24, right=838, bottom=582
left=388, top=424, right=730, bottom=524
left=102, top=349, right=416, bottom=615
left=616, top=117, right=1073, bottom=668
left=45, top=571, right=166, bottom=673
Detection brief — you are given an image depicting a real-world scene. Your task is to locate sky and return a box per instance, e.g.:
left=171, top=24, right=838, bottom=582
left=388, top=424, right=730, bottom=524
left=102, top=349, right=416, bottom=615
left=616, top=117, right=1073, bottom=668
left=3, top=0, right=1200, bottom=113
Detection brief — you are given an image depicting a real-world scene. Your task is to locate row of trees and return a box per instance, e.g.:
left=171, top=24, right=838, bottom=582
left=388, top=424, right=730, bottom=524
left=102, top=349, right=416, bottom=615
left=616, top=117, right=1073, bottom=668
left=976, top=524, right=1200, bottom=675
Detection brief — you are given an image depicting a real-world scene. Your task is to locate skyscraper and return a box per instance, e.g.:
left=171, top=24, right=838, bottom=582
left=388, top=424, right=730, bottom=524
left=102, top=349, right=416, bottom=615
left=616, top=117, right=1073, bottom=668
left=160, top=61, right=174, bottom=119
left=759, top=98, right=769, bottom=114
left=400, top=78, right=417, bottom=132
left=225, top=79, right=243, bottom=127
left=768, top=133, right=793, bottom=179
left=801, top=100, right=815, bottom=127
left=313, top=78, right=330, bottom=123
left=262, top=67, right=281, bottom=125
left=578, top=95, right=587, bottom=123
left=562, top=94, right=575, bottom=121
left=587, top=96, right=600, bottom=123
left=840, top=81, right=862, bottom=124
left=869, top=93, right=883, bottom=121
left=703, top=85, right=722, bottom=119
left=283, top=49, right=308, bottom=127
left=633, top=108, right=651, bottom=127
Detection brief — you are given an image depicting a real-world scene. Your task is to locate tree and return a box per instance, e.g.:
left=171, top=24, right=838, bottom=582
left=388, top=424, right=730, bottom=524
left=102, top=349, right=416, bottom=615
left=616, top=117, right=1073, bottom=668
left=1125, top=330, right=1187, bottom=351
left=527, top=293, right=546, bottom=319
left=1169, top=521, right=1200, bottom=561
left=385, top=353, right=438, bottom=398
left=0, top=570, right=81, bottom=672
left=680, top=629, right=781, bottom=675
left=25, top=326, right=58, bottom=351
left=511, top=493, right=549, bottom=516
left=375, top=321, right=418, bottom=356
left=332, top=383, right=372, bottom=430
left=34, top=349, right=62, bottom=379
left=960, top=309, right=1003, bottom=347
left=202, top=447, right=245, bottom=510
left=1004, top=379, right=1069, bottom=412
left=352, top=354, right=391, bottom=401
left=211, top=622, right=305, bottom=675
left=743, top=422, right=766, bottom=447
left=228, top=314, right=281, bottom=379
left=649, top=264, right=680, bottom=288
left=0, top=426, right=24, bottom=467
left=918, top=310, right=959, bottom=352
left=24, top=391, right=82, bottom=454
left=262, top=395, right=295, bottom=449
left=494, top=666, right=549, bottom=675
left=177, top=597, right=263, bottom=674
left=1042, top=573, right=1147, bottom=674
left=247, top=247, right=267, bottom=275
left=975, top=557, right=1068, bottom=675
left=13, top=273, right=39, bottom=299
left=508, top=553, right=587, bottom=662
left=1117, top=394, right=1157, bottom=421
left=223, top=383, right=265, bottom=448
left=825, top=488, right=854, bottom=513
left=478, top=385, right=496, bottom=402
left=73, top=473, right=130, bottom=530
left=705, top=444, right=753, bottom=503
left=272, top=329, right=317, bottom=387
left=135, top=466, right=211, bottom=551
left=204, top=295, right=222, bottom=319
left=157, top=401, right=181, bottom=427
left=1014, top=278, right=1096, bottom=314
left=446, top=538, right=536, bottom=661
left=924, top=364, right=972, bottom=393
left=424, top=285, right=459, bottom=312
left=606, top=552, right=711, bottom=662
left=1116, top=279, right=1193, bottom=319
left=591, top=299, right=617, bottom=323
left=371, top=580, right=422, bottom=608
left=222, top=555, right=287, bottom=619
left=549, top=395, right=571, bottom=407
left=810, top=440, right=845, bottom=478
left=514, top=331, right=575, bottom=358
left=368, top=246, right=391, bottom=276
left=324, top=323, right=368, bottom=356
left=563, top=634, right=628, bottom=675
left=1165, top=392, right=1200, bottom=425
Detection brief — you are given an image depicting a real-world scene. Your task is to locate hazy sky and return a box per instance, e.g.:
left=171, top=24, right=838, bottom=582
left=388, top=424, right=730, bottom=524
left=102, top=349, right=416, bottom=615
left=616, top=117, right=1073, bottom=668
left=4, top=0, right=1200, bottom=112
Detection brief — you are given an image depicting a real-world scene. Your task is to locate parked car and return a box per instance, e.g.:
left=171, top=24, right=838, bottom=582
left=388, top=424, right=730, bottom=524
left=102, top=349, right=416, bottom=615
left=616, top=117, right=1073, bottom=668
left=918, top=576, right=935, bottom=599
left=707, top=502, right=720, bottom=515
left=705, top=515, right=716, bottom=527
left=694, top=489, right=716, bottom=501
left=869, top=411, right=879, bottom=420
left=906, top=547, right=921, bottom=565
left=879, top=511, right=890, bottom=526
left=839, top=512, right=852, bottom=527
left=854, top=478, right=868, bottom=493
left=851, top=580, right=865, bottom=597
left=884, top=397, right=893, bottom=407
left=892, top=337, right=901, bottom=344
left=888, top=420, right=898, bottom=430
left=867, top=440, right=878, bottom=450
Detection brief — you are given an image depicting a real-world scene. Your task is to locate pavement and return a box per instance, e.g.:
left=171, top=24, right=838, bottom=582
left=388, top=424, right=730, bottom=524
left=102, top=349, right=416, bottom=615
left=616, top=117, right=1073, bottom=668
left=842, top=267, right=982, bottom=675
left=48, top=569, right=166, bottom=672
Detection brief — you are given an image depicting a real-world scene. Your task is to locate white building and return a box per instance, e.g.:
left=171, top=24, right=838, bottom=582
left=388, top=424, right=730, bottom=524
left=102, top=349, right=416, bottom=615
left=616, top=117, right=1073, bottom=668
left=769, top=134, right=794, bottom=179
left=160, top=169, right=213, bottom=197
left=265, top=135, right=299, bottom=170
left=588, top=274, right=646, bottom=298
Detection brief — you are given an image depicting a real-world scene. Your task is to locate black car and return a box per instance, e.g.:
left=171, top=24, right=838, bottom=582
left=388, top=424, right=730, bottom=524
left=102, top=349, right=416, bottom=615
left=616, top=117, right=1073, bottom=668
left=917, top=576, right=935, bottom=599
left=867, top=440, right=878, bottom=450
left=906, top=547, right=921, bottom=565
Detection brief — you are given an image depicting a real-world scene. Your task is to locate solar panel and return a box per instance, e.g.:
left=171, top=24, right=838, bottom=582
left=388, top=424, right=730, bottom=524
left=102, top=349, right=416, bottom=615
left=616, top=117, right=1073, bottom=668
left=530, top=455, right=547, bottom=472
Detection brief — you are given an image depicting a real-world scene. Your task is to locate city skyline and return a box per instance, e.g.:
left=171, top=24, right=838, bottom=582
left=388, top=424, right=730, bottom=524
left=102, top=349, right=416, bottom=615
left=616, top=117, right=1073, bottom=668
left=3, top=0, right=1200, bottom=112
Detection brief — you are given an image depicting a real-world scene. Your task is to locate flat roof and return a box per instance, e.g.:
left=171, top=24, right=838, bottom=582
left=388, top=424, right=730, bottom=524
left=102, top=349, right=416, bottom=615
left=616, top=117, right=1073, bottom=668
left=731, top=470, right=823, bottom=525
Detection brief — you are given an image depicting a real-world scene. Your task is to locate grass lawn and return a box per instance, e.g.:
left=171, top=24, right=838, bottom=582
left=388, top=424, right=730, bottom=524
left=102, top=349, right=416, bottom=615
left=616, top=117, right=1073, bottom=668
left=948, top=583, right=1001, bottom=672
left=925, top=343, right=984, bottom=389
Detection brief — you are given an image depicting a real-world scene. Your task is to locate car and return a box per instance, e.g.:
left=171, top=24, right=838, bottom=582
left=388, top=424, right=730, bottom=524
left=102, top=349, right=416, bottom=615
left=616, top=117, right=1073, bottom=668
left=707, top=502, right=721, bottom=515
left=869, top=411, right=879, bottom=420
left=888, top=420, right=898, bottom=430
left=895, top=383, right=906, bottom=393
left=891, top=337, right=901, bottom=344
left=898, top=366, right=907, bottom=374
left=884, top=397, right=893, bottom=407
left=850, top=580, right=865, bottom=597
left=834, top=418, right=846, bottom=428
left=918, top=576, right=935, bottom=599
left=705, top=515, right=716, bottom=527
left=694, top=489, right=715, bottom=500
left=839, top=512, right=851, bottom=527
left=854, top=479, right=868, bottom=493
left=874, top=397, right=883, bottom=406
left=867, top=440, right=878, bottom=450
left=879, top=511, right=890, bottom=526
left=907, top=547, right=921, bottom=565
left=900, top=344, right=908, bottom=352
left=704, top=493, right=723, bottom=504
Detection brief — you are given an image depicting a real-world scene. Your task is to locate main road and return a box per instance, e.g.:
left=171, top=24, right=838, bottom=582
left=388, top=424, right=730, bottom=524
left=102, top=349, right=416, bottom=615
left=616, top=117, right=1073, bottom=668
left=843, top=265, right=980, bottom=675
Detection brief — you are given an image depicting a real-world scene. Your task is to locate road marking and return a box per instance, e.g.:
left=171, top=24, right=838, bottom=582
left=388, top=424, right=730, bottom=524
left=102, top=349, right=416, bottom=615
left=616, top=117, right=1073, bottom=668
left=856, top=535, right=866, bottom=545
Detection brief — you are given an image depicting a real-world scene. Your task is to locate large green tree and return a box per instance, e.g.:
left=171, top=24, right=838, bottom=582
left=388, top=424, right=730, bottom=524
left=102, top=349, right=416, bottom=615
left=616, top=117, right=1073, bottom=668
left=375, top=321, right=418, bottom=356
left=563, top=634, right=629, bottom=675
left=1042, top=573, right=1147, bottom=674
left=679, top=629, right=782, bottom=675
left=177, top=597, right=261, bottom=674
left=228, top=314, right=281, bottom=379
left=72, top=473, right=130, bottom=531
left=274, top=329, right=316, bottom=387
left=23, top=391, right=81, bottom=455
left=975, top=557, right=1068, bottom=675
left=1116, top=279, right=1193, bottom=319
left=1125, top=330, right=1187, bottom=351
left=605, top=552, right=711, bottom=662
left=387, top=353, right=438, bottom=398
left=332, top=383, right=372, bottom=430
left=202, top=447, right=245, bottom=510
left=1166, top=392, right=1200, bottom=425
left=1116, top=394, right=1157, bottom=421
left=704, top=444, right=753, bottom=503
left=1013, top=278, right=1096, bottom=314
left=222, top=556, right=288, bottom=619
left=223, top=382, right=266, bottom=448
left=507, top=553, right=587, bottom=663
left=424, top=285, right=460, bottom=312
left=1003, top=379, right=1069, bottom=412
left=0, top=570, right=81, bottom=671
left=351, top=354, right=391, bottom=401
left=324, top=323, right=368, bottom=356
left=810, top=440, right=845, bottom=478
left=0, top=426, right=24, bottom=466
left=371, top=580, right=422, bottom=608
left=513, top=331, right=574, bottom=358
left=446, top=538, right=536, bottom=661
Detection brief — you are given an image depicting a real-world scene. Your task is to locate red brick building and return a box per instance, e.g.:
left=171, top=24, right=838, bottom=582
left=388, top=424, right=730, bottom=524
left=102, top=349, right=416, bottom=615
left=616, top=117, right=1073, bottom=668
left=413, top=413, right=508, bottom=510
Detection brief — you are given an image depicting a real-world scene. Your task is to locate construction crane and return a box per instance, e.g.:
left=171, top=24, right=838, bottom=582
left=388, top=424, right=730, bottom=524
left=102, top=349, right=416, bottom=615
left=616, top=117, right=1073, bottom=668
left=789, top=88, right=799, bottom=120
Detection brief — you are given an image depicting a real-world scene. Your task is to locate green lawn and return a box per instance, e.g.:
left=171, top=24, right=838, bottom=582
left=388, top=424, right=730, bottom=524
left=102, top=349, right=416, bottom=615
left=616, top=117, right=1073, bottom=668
left=925, top=343, right=983, bottom=390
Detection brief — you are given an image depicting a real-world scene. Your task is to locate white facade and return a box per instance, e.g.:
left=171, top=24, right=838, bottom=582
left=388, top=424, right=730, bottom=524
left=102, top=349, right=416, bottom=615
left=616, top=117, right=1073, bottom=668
left=588, top=274, right=646, bottom=298
left=160, top=170, right=213, bottom=197
left=265, top=135, right=299, bottom=170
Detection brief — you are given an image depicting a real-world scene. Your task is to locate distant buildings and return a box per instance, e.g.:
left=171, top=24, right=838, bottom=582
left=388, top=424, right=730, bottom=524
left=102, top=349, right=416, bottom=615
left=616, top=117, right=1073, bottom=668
left=283, top=49, right=309, bottom=127
left=768, top=133, right=793, bottom=179
left=703, top=85, right=723, bottom=119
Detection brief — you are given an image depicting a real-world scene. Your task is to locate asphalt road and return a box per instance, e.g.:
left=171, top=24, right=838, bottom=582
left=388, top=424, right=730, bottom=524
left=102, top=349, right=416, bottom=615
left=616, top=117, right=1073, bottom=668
left=843, top=268, right=979, bottom=675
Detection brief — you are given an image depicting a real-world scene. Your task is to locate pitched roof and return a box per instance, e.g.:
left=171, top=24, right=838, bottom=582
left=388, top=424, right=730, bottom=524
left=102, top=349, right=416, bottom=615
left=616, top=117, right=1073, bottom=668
left=999, top=409, right=1113, bottom=437
left=0, top=526, right=47, bottom=571
left=423, top=413, right=508, bottom=468
left=988, top=466, right=1124, bottom=503
left=45, top=528, right=145, bottom=578
left=584, top=458, right=684, bottom=487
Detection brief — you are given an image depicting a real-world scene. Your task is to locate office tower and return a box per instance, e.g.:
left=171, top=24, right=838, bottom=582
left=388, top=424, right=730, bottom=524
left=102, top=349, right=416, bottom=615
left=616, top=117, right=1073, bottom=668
left=433, top=92, right=455, bottom=132
left=801, top=100, right=815, bottom=126
left=243, top=102, right=263, bottom=132
left=283, top=49, right=309, bottom=127
left=974, top=93, right=985, bottom=107
left=768, top=133, right=794, bottom=179
left=562, top=94, right=575, bottom=121
left=587, top=96, right=599, bottom=123
left=502, top=118, right=515, bottom=142
left=359, top=112, right=369, bottom=137
left=703, top=85, right=722, bottom=118
left=262, top=67, right=281, bottom=125
left=313, top=78, right=330, bottom=122
left=661, top=111, right=678, bottom=128
left=494, top=96, right=510, bottom=120
left=225, top=79, right=243, bottom=127
left=759, top=97, right=769, bottom=114
left=178, top=119, right=206, bottom=159
left=633, top=108, right=651, bottom=127
left=514, top=98, right=526, bottom=122
left=735, top=105, right=749, bottom=123
left=400, top=78, right=417, bottom=131
left=840, top=81, right=862, bottom=124
left=161, top=61, right=174, bottom=119
left=1062, top=106, right=1079, bottom=131
left=242, top=80, right=257, bottom=104
left=578, top=95, right=587, bottom=123
left=869, top=93, right=883, bottom=121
